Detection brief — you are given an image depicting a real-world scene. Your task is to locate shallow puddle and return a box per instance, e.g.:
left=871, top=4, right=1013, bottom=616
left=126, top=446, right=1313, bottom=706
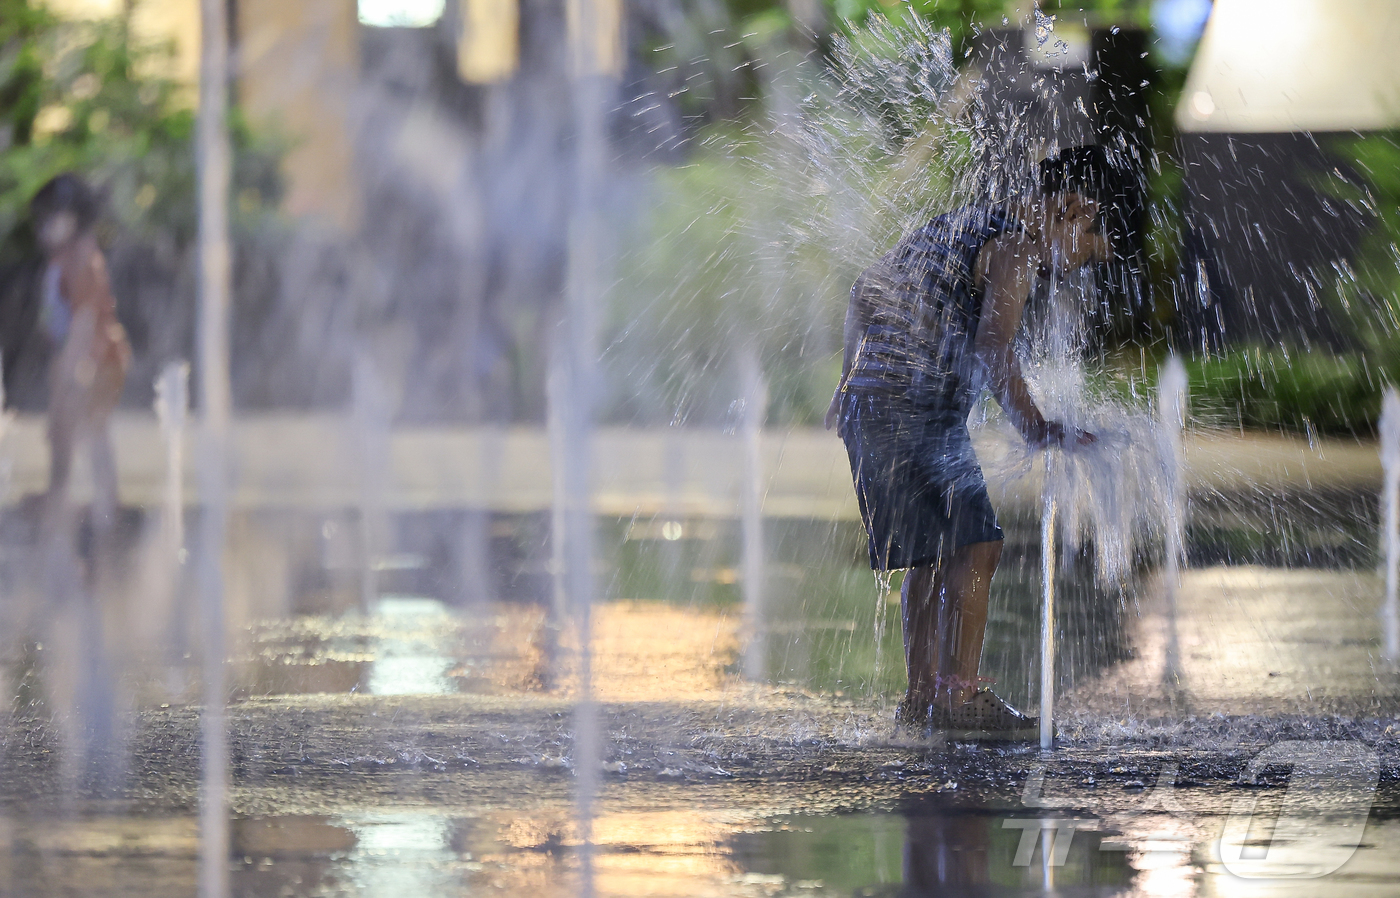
left=2, top=525, right=1399, bottom=896
left=6, top=800, right=1400, bottom=896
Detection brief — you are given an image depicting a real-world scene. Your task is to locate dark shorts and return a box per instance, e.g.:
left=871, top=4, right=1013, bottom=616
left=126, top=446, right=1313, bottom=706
left=839, top=391, right=1003, bottom=571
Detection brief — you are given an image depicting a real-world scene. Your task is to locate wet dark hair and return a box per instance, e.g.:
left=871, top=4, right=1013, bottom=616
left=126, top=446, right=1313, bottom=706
left=29, top=172, right=102, bottom=234
left=1038, top=145, right=1142, bottom=261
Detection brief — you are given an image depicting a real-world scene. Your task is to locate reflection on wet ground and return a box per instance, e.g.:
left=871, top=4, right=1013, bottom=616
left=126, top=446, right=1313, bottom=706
left=2, top=486, right=1400, bottom=895
left=1066, top=565, right=1400, bottom=722
left=0, top=805, right=1148, bottom=897
left=0, top=566, right=1397, bottom=896
left=241, top=596, right=742, bottom=702
left=5, top=776, right=1400, bottom=896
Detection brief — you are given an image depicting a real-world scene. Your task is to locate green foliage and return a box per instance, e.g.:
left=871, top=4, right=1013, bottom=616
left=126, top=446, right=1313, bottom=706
left=830, top=0, right=1003, bottom=48
left=1179, top=347, right=1382, bottom=436
left=1321, top=133, right=1400, bottom=357
left=1041, top=0, right=1152, bottom=26
left=605, top=135, right=858, bottom=426
left=0, top=0, right=49, bottom=150
left=0, top=0, right=283, bottom=267
left=612, top=0, right=1189, bottom=427
left=607, top=29, right=972, bottom=427
left=832, top=0, right=1151, bottom=50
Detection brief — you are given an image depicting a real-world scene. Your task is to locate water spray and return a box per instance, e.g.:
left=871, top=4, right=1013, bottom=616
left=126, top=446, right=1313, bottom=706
left=1381, top=388, right=1400, bottom=665
left=153, top=362, right=189, bottom=583
left=195, top=0, right=232, bottom=894
left=740, top=347, right=769, bottom=681
left=1039, top=448, right=1057, bottom=751
left=352, top=354, right=391, bottom=613
left=1160, top=356, right=1188, bottom=684
left=560, top=14, right=616, bottom=896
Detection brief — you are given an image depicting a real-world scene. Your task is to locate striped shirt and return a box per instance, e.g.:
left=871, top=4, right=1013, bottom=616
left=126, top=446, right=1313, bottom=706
left=844, top=206, right=1020, bottom=413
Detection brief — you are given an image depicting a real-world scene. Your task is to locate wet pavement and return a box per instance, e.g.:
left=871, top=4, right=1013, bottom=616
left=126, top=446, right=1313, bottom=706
left=0, top=566, right=1398, bottom=897
left=0, top=432, right=1397, bottom=896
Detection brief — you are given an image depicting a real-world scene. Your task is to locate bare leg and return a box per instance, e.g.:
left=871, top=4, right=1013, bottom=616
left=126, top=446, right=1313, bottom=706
left=901, top=539, right=1003, bottom=714
left=901, top=560, right=947, bottom=715
left=942, top=540, right=1002, bottom=704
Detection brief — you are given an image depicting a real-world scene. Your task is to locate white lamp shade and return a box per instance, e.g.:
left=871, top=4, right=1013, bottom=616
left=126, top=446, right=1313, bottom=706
left=1178, top=0, right=1400, bottom=132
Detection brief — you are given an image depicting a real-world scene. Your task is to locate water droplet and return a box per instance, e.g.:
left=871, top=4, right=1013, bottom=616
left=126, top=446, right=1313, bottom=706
left=1034, top=8, right=1055, bottom=46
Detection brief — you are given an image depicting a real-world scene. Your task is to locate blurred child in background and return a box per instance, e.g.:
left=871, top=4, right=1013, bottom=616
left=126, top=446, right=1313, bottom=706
left=30, top=173, right=131, bottom=529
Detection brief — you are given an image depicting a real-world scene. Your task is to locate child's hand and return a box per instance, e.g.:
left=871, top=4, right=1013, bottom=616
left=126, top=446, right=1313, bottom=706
left=1064, top=423, right=1097, bottom=447
left=1028, top=420, right=1096, bottom=448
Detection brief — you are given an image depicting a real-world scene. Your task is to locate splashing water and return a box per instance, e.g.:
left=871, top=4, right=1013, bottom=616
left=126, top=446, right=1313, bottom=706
left=646, top=8, right=1181, bottom=703
left=976, top=272, right=1177, bottom=589
left=759, top=15, right=971, bottom=291
left=758, top=13, right=1173, bottom=596
left=1033, top=8, right=1057, bottom=47
left=872, top=568, right=896, bottom=698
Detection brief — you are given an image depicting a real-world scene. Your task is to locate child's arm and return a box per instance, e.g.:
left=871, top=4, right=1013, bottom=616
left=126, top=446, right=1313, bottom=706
left=974, top=237, right=1093, bottom=447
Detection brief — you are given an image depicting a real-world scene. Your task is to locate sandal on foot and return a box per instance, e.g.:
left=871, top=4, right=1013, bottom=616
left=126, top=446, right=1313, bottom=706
left=934, top=689, right=1039, bottom=740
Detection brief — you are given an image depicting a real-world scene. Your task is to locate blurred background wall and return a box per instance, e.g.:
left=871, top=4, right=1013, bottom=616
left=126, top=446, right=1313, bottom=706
left=1174, top=0, right=1400, bottom=353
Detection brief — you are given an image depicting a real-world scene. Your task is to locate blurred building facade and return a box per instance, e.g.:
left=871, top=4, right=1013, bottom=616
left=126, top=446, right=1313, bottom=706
left=35, top=0, right=658, bottom=424
left=23, top=0, right=661, bottom=606
left=230, top=0, right=634, bottom=423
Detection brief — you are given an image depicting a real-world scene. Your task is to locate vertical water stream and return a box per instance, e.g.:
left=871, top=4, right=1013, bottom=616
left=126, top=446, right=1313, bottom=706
left=740, top=347, right=769, bottom=681
left=1380, top=388, right=1400, bottom=664
left=154, top=363, right=188, bottom=575
left=558, top=8, right=615, bottom=892
left=1159, top=357, right=1188, bottom=684
left=1039, top=450, right=1057, bottom=750
left=195, top=0, right=232, bottom=894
